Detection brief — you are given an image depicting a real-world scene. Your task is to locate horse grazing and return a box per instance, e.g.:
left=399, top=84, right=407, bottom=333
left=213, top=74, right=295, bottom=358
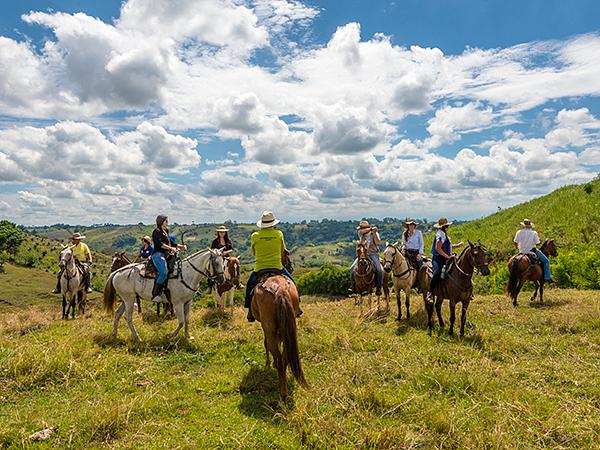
left=382, top=243, right=421, bottom=321
left=354, top=242, right=389, bottom=312
left=212, top=256, right=240, bottom=308
left=59, top=247, right=87, bottom=319
left=251, top=274, right=308, bottom=401
left=104, top=249, right=225, bottom=342
left=507, top=239, right=557, bottom=306
left=427, top=241, right=491, bottom=336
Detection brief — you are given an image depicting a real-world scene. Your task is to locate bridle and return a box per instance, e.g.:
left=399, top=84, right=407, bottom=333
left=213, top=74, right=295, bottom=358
left=178, top=249, right=225, bottom=292
left=384, top=244, right=412, bottom=279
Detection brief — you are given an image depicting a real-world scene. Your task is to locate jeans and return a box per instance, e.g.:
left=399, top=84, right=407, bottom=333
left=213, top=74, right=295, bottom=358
left=350, top=254, right=383, bottom=290
left=534, top=249, right=552, bottom=280
left=429, top=255, right=447, bottom=294
left=152, top=252, right=168, bottom=285
left=245, top=268, right=294, bottom=308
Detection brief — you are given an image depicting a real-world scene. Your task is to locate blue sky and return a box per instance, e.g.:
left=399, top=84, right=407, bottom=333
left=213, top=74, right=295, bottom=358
left=1, top=0, right=599, bottom=225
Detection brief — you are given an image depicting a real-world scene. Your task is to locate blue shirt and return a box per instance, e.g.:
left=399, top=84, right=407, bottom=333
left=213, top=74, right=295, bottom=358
left=140, top=245, right=153, bottom=258
left=431, top=230, right=451, bottom=258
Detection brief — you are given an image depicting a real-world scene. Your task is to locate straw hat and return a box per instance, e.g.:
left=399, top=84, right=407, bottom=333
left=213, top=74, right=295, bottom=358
left=403, top=219, right=418, bottom=228
left=520, top=219, right=534, bottom=228
left=71, top=232, right=86, bottom=240
left=356, top=220, right=371, bottom=230
left=257, top=211, right=280, bottom=228
left=216, top=225, right=229, bottom=232
left=141, top=235, right=152, bottom=244
left=433, top=217, right=452, bottom=229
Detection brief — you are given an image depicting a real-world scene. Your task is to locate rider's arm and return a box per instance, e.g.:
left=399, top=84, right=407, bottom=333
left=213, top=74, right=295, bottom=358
left=372, top=229, right=381, bottom=247
left=435, top=240, right=452, bottom=259
left=85, top=244, right=93, bottom=264
left=418, top=231, right=424, bottom=254
left=514, top=242, right=519, bottom=251
left=452, top=241, right=464, bottom=249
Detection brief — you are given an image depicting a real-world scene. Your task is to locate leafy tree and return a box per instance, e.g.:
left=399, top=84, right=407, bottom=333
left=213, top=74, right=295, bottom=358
left=0, top=220, right=25, bottom=255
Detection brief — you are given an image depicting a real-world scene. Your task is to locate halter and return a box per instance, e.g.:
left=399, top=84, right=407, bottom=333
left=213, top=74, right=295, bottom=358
left=384, top=244, right=412, bottom=279
left=178, top=250, right=225, bottom=292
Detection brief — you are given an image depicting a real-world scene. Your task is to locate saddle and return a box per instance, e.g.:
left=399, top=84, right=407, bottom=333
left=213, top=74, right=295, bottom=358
left=525, top=252, right=540, bottom=265
left=140, top=255, right=179, bottom=279
left=250, top=269, right=292, bottom=299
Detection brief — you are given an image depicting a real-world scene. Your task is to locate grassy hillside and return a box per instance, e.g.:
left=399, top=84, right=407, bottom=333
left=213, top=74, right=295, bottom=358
left=0, top=290, right=599, bottom=448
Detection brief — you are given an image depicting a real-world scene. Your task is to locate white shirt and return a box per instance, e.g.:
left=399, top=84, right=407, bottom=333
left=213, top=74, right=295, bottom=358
left=403, top=230, right=424, bottom=254
left=514, top=228, right=540, bottom=254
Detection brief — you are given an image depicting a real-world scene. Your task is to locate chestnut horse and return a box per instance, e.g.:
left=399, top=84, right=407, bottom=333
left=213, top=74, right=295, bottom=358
left=507, top=239, right=557, bottom=306
left=354, top=242, right=389, bottom=312
left=250, top=274, right=308, bottom=401
left=427, top=241, right=491, bottom=336
left=382, top=243, right=419, bottom=321
left=212, top=256, right=241, bottom=308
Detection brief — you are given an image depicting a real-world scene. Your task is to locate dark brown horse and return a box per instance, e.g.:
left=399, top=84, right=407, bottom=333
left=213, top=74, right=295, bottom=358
left=507, top=239, right=557, bottom=306
left=251, top=275, right=308, bottom=401
left=354, top=242, right=390, bottom=312
left=427, top=241, right=491, bottom=336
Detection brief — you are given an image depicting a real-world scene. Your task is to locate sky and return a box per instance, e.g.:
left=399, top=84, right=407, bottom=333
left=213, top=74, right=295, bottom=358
left=1, top=0, right=600, bottom=225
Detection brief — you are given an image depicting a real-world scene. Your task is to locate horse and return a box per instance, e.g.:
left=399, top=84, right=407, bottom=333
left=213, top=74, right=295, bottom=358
left=354, top=242, right=389, bottom=312
left=251, top=274, right=308, bottom=401
left=110, top=251, right=150, bottom=315
left=382, top=243, right=421, bottom=321
left=507, top=239, right=558, bottom=306
left=103, top=249, right=225, bottom=342
left=427, top=241, right=491, bottom=336
left=212, top=256, right=240, bottom=308
left=58, top=247, right=87, bottom=319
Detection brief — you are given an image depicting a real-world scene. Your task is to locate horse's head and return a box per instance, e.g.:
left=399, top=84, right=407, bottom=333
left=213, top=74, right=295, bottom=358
left=356, top=241, right=367, bottom=259
left=545, top=239, right=558, bottom=257
left=209, top=249, right=226, bottom=284
left=382, top=242, right=397, bottom=273
left=468, top=240, right=491, bottom=275
left=225, top=256, right=240, bottom=285
left=59, top=246, right=72, bottom=269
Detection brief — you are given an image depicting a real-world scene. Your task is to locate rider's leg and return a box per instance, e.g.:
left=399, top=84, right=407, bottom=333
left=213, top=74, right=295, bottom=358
left=427, top=256, right=443, bottom=304
left=283, top=268, right=302, bottom=317
left=82, top=263, right=92, bottom=292
left=151, top=253, right=168, bottom=302
left=534, top=249, right=553, bottom=282
left=245, top=271, right=258, bottom=322
left=369, top=254, right=384, bottom=295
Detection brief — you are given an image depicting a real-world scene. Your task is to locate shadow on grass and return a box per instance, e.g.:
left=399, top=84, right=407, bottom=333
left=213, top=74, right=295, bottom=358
left=93, top=331, right=199, bottom=354
left=238, top=366, right=297, bottom=420
left=202, top=308, right=233, bottom=328
left=528, top=298, right=571, bottom=309
left=395, top=307, right=430, bottom=335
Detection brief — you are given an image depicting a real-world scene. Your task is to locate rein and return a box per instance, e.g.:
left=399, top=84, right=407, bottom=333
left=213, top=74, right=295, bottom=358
left=179, top=250, right=225, bottom=292
left=385, top=245, right=413, bottom=279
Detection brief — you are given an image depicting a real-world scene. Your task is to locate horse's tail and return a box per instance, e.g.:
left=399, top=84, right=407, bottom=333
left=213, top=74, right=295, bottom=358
left=507, top=257, right=522, bottom=299
left=277, top=288, right=308, bottom=388
left=104, top=272, right=117, bottom=316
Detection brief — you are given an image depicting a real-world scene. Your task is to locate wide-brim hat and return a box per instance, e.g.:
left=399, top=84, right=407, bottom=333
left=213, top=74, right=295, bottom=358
left=141, top=235, right=152, bottom=244
left=216, top=225, right=229, bottom=232
left=257, top=211, right=279, bottom=228
left=433, top=217, right=452, bottom=229
left=520, top=219, right=535, bottom=228
left=356, top=220, right=371, bottom=230
left=71, top=232, right=86, bottom=240
left=403, top=219, right=418, bottom=228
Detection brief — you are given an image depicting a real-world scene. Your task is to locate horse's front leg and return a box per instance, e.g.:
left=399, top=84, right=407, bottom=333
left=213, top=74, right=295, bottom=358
left=395, top=285, right=402, bottom=321
left=405, top=288, right=411, bottom=320
left=70, top=292, right=76, bottom=319
left=183, top=301, right=193, bottom=340
left=169, top=302, right=185, bottom=339
left=449, top=300, right=456, bottom=336
left=460, top=302, right=469, bottom=337
left=62, top=294, right=67, bottom=320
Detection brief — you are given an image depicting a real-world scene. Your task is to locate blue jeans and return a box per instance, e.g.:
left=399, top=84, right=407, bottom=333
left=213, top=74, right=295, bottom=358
left=429, top=255, right=447, bottom=294
left=244, top=268, right=295, bottom=308
left=151, top=253, right=168, bottom=285
left=350, top=254, right=383, bottom=290
left=534, top=249, right=552, bottom=280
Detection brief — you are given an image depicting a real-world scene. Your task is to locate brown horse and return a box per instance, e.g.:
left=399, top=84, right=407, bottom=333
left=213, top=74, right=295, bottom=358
left=427, top=241, right=491, bottom=336
left=507, top=239, right=557, bottom=306
left=250, top=274, right=308, bottom=401
left=354, top=242, right=389, bottom=312
left=212, top=256, right=241, bottom=308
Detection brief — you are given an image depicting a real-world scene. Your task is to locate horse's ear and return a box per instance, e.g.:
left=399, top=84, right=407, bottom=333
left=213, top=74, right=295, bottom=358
left=61, top=244, right=67, bottom=249
left=468, top=240, right=473, bottom=247
left=393, top=241, right=399, bottom=247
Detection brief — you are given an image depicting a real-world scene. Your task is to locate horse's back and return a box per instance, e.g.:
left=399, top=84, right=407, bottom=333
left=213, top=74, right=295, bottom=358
left=253, top=275, right=299, bottom=324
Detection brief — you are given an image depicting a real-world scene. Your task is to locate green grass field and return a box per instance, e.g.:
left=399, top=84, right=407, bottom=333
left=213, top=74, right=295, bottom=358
left=1, top=267, right=599, bottom=449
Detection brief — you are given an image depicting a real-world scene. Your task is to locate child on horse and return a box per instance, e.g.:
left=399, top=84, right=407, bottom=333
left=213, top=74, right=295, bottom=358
left=244, top=211, right=301, bottom=322
left=513, top=219, right=555, bottom=284
left=426, top=217, right=463, bottom=305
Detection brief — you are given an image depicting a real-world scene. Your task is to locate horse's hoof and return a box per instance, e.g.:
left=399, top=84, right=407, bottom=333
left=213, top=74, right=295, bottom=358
left=187, top=335, right=195, bottom=341
left=396, top=316, right=401, bottom=322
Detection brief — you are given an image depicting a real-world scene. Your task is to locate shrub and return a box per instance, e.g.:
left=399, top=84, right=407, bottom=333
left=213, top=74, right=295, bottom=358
left=297, top=264, right=351, bottom=295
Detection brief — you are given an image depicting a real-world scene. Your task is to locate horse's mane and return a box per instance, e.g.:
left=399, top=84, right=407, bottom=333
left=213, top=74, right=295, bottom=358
left=182, top=248, right=212, bottom=261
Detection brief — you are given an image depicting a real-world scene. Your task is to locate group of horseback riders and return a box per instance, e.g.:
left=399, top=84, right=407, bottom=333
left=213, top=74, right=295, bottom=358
left=52, top=213, right=554, bottom=319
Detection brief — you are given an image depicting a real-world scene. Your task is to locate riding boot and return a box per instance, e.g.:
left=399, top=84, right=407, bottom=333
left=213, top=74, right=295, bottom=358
left=52, top=270, right=63, bottom=294
left=151, top=282, right=167, bottom=303
left=246, top=308, right=255, bottom=322
left=85, top=269, right=93, bottom=293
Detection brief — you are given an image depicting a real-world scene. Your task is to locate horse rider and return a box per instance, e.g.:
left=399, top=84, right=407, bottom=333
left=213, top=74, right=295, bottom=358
left=138, top=235, right=153, bottom=261
left=244, top=211, right=301, bottom=322
left=52, top=232, right=93, bottom=294
left=210, top=225, right=242, bottom=290
left=513, top=219, right=555, bottom=284
left=151, top=215, right=187, bottom=303
left=349, top=220, right=383, bottom=295
left=426, top=217, right=463, bottom=305
left=402, top=219, right=424, bottom=270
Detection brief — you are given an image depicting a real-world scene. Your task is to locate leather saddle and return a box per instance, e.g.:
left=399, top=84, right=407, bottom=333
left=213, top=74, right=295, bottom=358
left=140, top=256, right=179, bottom=279
left=525, top=252, right=540, bottom=265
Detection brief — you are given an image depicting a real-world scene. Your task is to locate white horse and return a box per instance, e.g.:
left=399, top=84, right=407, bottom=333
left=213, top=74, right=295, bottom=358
left=103, top=249, right=225, bottom=342
left=382, top=243, right=419, bottom=321
left=212, top=256, right=240, bottom=308
left=59, top=246, right=87, bottom=320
